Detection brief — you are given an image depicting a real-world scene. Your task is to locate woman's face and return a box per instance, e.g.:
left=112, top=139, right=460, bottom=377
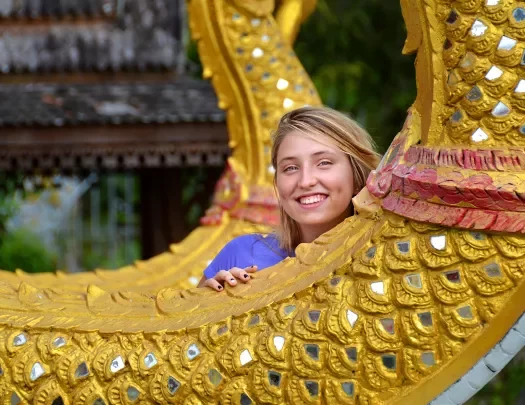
left=275, top=130, right=354, bottom=242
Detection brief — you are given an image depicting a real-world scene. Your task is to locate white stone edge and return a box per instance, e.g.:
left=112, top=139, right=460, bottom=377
left=429, top=311, right=525, bottom=404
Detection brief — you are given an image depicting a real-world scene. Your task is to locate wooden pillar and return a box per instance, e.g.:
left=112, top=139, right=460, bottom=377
left=139, top=166, right=223, bottom=259
left=139, top=168, right=185, bottom=259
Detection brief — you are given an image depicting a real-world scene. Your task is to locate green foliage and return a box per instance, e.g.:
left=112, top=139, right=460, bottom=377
left=81, top=238, right=141, bottom=271
left=0, top=173, right=23, bottom=233
left=466, top=352, right=525, bottom=404
left=182, top=167, right=210, bottom=227
left=187, top=40, right=204, bottom=78
left=0, top=172, right=57, bottom=273
left=0, top=229, right=56, bottom=273
left=187, top=1, right=416, bottom=152
left=294, top=0, right=416, bottom=153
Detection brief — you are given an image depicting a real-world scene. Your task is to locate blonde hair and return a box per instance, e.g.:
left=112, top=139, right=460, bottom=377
left=271, top=106, right=381, bottom=253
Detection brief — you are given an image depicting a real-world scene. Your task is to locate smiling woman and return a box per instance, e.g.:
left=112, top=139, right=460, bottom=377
left=199, top=106, right=381, bottom=291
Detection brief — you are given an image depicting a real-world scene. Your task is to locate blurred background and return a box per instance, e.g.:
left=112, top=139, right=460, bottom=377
left=0, top=0, right=522, bottom=402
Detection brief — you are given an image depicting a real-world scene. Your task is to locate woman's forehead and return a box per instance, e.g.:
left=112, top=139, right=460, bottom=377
left=278, top=130, right=340, bottom=158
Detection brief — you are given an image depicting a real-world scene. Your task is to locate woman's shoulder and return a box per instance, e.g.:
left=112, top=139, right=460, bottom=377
left=220, top=233, right=283, bottom=252
left=223, top=233, right=271, bottom=249
left=203, top=233, right=284, bottom=279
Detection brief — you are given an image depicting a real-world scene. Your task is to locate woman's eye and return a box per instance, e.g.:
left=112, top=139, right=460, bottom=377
left=319, top=160, right=332, bottom=167
left=283, top=166, right=298, bottom=172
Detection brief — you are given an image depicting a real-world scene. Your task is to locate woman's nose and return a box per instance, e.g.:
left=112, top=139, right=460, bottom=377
left=298, top=168, right=318, bottom=188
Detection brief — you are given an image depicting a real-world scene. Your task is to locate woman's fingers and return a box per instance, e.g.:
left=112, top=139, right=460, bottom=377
left=203, top=278, right=224, bottom=292
left=245, top=265, right=258, bottom=273
left=202, top=266, right=259, bottom=291
left=230, top=265, right=258, bottom=282
left=216, top=270, right=238, bottom=286
left=229, top=267, right=249, bottom=282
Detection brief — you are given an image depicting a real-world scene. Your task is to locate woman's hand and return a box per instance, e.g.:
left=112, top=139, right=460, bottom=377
left=199, top=265, right=258, bottom=291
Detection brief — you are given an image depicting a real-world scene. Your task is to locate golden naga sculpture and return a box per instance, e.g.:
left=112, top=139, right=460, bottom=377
left=0, top=0, right=321, bottom=294
left=0, top=0, right=524, bottom=404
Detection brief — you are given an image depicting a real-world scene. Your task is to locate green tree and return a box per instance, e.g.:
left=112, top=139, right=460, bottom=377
left=0, top=173, right=56, bottom=273
left=0, top=229, right=56, bottom=273
left=294, top=0, right=416, bottom=153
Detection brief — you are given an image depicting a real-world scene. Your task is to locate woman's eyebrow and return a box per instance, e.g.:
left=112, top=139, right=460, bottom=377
left=278, top=156, right=296, bottom=164
left=278, top=150, right=335, bottom=164
left=311, top=150, right=336, bottom=157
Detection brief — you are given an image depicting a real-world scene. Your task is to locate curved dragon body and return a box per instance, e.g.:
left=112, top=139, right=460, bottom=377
left=0, top=0, right=524, bottom=404
left=1, top=0, right=321, bottom=294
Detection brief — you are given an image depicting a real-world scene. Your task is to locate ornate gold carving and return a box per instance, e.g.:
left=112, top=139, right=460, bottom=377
left=287, top=376, right=322, bottom=405
left=352, top=244, right=383, bottom=278
left=482, top=106, right=521, bottom=134
left=252, top=363, right=284, bottom=403
left=325, top=378, right=360, bottom=405
left=0, top=215, right=522, bottom=404
left=363, top=350, right=401, bottom=390
left=417, top=232, right=460, bottom=268
left=429, top=265, right=474, bottom=304
left=255, top=329, right=290, bottom=366
left=325, top=303, right=362, bottom=345
left=385, top=239, right=420, bottom=272
left=290, top=339, right=325, bottom=377
left=401, top=310, right=438, bottom=347
left=326, top=343, right=361, bottom=378
left=504, top=258, right=525, bottom=281
left=393, top=273, right=432, bottom=307
left=493, top=234, right=525, bottom=258
left=0, top=1, right=523, bottom=404
left=465, top=259, right=515, bottom=295
left=357, top=279, right=395, bottom=314
left=365, top=317, right=402, bottom=352
left=441, top=300, right=482, bottom=339
left=403, top=346, right=439, bottom=384
left=454, top=231, right=496, bottom=262
left=483, top=0, right=512, bottom=24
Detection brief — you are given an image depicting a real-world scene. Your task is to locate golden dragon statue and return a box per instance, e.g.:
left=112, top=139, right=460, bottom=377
left=0, top=0, right=524, bottom=404
left=0, top=0, right=319, bottom=295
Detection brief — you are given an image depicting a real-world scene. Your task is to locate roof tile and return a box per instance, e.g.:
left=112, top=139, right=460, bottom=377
left=0, top=78, right=225, bottom=127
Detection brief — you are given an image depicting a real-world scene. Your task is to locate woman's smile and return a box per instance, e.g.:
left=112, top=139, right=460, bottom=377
left=296, top=193, right=328, bottom=209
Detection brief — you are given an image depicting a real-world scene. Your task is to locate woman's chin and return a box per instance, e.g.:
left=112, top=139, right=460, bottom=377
left=293, top=208, right=350, bottom=229
left=295, top=214, right=335, bottom=227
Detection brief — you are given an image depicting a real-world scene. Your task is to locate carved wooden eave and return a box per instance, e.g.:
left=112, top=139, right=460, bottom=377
left=0, top=0, right=231, bottom=171
left=1, top=123, right=229, bottom=171
left=0, top=80, right=228, bottom=171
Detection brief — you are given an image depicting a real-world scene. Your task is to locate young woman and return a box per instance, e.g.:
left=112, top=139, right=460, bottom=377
left=199, top=106, right=381, bottom=291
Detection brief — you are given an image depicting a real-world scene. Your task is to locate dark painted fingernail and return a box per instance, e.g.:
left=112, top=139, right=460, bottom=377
left=230, top=278, right=235, bottom=281
left=217, top=285, right=222, bottom=290
left=244, top=274, right=249, bottom=278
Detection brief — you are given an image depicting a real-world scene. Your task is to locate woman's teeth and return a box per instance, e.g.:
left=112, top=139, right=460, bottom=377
left=299, top=195, right=326, bottom=205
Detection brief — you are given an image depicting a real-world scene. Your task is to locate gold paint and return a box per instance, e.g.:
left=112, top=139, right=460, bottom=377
left=0, top=0, right=523, bottom=404
left=275, top=0, right=318, bottom=44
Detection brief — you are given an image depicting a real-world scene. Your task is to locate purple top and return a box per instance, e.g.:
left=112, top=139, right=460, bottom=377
left=203, top=234, right=294, bottom=279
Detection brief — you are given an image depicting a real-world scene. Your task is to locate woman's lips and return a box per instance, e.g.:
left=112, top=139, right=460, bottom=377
left=297, top=194, right=328, bottom=209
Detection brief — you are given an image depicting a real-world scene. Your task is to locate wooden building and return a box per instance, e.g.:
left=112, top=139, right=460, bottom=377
left=0, top=0, right=228, bottom=263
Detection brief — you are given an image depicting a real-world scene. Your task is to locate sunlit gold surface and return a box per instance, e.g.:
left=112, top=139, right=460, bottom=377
left=0, top=0, right=524, bottom=404
left=275, top=0, right=318, bottom=44
left=1, top=0, right=321, bottom=293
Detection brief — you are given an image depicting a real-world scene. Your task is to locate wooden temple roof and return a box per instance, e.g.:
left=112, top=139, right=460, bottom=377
left=0, top=80, right=224, bottom=127
left=0, top=0, right=228, bottom=171
left=0, top=0, right=183, bottom=73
